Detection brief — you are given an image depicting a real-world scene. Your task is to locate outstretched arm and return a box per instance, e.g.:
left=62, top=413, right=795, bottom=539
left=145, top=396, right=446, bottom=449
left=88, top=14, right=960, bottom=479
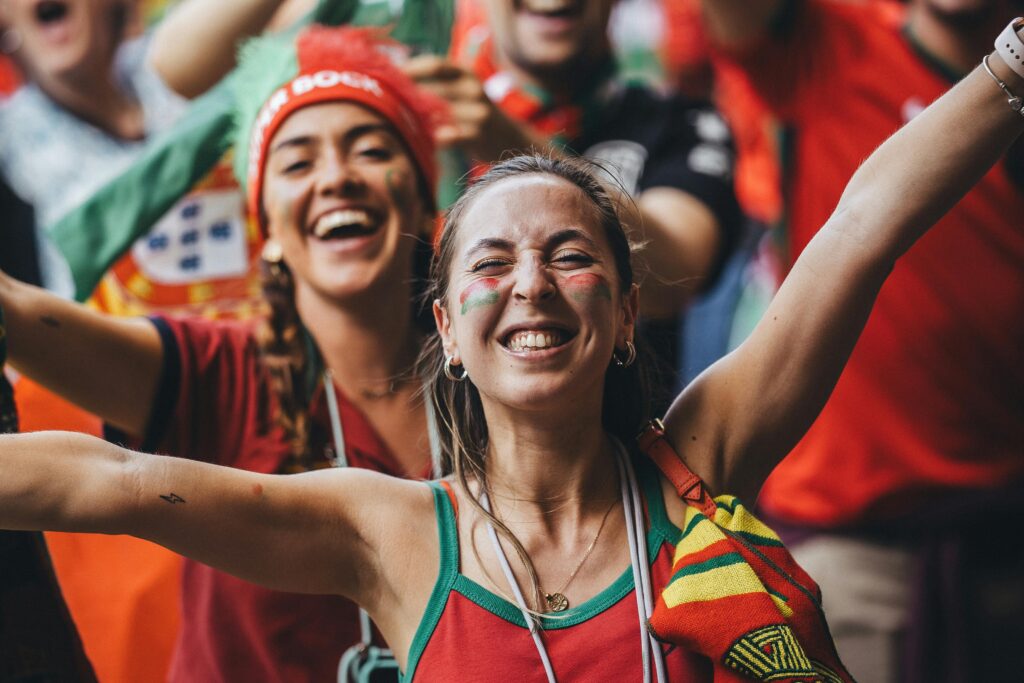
left=0, top=272, right=162, bottom=435
left=0, top=431, right=426, bottom=602
left=663, top=43, right=1024, bottom=501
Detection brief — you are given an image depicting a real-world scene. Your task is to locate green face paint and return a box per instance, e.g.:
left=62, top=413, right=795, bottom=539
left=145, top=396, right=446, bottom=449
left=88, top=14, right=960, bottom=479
left=565, top=273, right=612, bottom=302
left=385, top=168, right=409, bottom=212
left=459, top=278, right=500, bottom=315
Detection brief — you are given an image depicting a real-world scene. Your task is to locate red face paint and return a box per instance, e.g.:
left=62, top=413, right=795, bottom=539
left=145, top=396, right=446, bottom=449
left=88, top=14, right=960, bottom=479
left=565, top=273, right=612, bottom=302
left=459, top=278, right=500, bottom=315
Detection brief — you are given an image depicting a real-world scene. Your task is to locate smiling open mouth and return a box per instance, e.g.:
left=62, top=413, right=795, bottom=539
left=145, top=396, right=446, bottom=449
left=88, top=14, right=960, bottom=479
left=311, top=209, right=380, bottom=241
left=35, top=0, right=68, bottom=24
left=503, top=328, right=574, bottom=353
left=519, top=0, right=579, bottom=17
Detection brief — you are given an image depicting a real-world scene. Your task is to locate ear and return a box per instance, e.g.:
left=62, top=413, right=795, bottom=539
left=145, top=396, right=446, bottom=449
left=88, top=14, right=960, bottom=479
left=433, top=298, right=459, bottom=362
left=619, top=283, right=640, bottom=346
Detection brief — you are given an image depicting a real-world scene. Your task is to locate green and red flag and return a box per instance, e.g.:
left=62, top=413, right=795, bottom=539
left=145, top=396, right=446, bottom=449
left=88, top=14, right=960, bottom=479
left=49, top=0, right=457, bottom=304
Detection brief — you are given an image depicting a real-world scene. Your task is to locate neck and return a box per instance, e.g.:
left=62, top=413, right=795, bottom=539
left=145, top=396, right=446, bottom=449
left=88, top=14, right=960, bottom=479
left=907, top=1, right=1008, bottom=74
left=37, top=68, right=144, bottom=140
left=496, top=51, right=610, bottom=102
left=481, top=401, right=618, bottom=519
left=295, top=280, right=421, bottom=399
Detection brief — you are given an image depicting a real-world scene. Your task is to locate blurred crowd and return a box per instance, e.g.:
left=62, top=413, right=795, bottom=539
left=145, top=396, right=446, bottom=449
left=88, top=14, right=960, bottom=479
left=0, top=0, right=1020, bottom=682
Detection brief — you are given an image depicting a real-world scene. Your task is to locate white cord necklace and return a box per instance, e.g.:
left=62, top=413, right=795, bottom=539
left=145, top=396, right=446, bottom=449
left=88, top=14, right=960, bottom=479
left=323, top=369, right=442, bottom=478
left=323, top=369, right=442, bottom=662
left=482, top=441, right=666, bottom=683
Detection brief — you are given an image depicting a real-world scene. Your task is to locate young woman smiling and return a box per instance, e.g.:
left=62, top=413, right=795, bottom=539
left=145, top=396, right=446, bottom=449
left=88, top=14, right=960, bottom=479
left=2, top=17, right=1024, bottom=682
left=0, top=26, right=446, bottom=683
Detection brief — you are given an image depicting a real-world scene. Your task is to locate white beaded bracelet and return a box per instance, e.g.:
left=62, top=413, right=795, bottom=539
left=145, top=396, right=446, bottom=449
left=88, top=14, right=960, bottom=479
left=995, top=17, right=1024, bottom=80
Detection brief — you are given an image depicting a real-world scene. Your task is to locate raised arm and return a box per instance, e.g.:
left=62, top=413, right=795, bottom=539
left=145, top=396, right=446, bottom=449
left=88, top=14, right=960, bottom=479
left=0, top=431, right=428, bottom=605
left=663, top=43, right=1024, bottom=500
left=0, top=272, right=162, bottom=435
left=148, top=0, right=295, bottom=98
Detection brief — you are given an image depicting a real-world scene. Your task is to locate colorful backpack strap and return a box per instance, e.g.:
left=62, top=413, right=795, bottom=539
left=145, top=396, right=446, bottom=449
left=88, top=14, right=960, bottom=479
left=636, top=419, right=717, bottom=519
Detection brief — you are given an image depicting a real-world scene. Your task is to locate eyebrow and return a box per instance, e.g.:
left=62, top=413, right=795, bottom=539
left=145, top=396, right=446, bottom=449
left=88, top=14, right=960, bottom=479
left=545, top=228, right=600, bottom=251
left=464, top=237, right=515, bottom=258
left=269, top=123, right=396, bottom=155
left=463, top=228, right=601, bottom=259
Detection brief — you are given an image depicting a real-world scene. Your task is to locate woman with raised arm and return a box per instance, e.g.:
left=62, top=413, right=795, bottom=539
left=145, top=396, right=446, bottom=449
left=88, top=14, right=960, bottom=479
left=3, top=17, right=1024, bottom=683
left=0, top=26, right=446, bottom=683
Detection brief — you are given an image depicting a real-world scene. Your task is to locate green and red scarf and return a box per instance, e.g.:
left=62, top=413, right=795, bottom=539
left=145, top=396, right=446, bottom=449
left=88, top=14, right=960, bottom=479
left=640, top=421, right=853, bottom=682
left=450, top=24, right=619, bottom=150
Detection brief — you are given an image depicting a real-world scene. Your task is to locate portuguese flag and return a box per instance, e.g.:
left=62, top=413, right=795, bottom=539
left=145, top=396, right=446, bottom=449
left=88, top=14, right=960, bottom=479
left=48, top=0, right=457, bottom=303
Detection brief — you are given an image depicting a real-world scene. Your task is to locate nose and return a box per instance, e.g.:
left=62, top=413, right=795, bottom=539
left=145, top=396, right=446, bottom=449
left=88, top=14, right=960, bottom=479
left=512, top=253, right=556, bottom=303
left=317, top=149, right=366, bottom=197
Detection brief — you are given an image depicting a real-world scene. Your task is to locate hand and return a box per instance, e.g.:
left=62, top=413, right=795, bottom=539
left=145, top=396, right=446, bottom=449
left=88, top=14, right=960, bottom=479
left=402, top=55, right=543, bottom=162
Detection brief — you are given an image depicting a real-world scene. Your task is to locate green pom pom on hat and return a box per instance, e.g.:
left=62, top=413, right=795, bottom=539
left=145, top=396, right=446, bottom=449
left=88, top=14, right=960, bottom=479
left=230, top=32, right=301, bottom=194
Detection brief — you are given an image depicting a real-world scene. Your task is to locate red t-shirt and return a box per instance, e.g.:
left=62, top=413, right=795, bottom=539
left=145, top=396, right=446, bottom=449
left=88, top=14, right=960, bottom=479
left=144, top=315, right=425, bottom=682
left=714, top=0, right=1024, bottom=526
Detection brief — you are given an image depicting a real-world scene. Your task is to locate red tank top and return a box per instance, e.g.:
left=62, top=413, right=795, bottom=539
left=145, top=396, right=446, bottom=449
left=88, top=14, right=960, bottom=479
left=403, top=461, right=712, bottom=681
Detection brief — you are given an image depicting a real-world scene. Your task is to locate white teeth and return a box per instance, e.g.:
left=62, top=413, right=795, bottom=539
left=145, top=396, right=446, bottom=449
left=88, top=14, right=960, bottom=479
left=524, top=0, right=572, bottom=12
left=507, top=330, right=562, bottom=352
left=313, top=209, right=371, bottom=238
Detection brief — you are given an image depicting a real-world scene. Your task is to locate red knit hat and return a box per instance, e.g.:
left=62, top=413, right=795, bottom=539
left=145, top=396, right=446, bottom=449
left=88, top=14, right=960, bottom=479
left=244, top=26, right=448, bottom=234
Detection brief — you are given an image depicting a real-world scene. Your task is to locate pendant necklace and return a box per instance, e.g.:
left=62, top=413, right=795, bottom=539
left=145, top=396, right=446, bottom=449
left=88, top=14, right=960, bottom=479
left=540, top=495, right=618, bottom=612
left=481, top=442, right=667, bottom=683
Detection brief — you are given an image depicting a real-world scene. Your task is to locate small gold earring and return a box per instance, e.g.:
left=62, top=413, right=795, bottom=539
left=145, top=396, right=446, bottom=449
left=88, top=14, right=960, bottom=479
left=261, top=240, right=283, bottom=264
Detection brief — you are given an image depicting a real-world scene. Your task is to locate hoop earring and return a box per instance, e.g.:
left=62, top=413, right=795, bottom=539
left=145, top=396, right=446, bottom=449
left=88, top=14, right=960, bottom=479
left=443, top=355, right=468, bottom=382
left=613, top=340, right=636, bottom=368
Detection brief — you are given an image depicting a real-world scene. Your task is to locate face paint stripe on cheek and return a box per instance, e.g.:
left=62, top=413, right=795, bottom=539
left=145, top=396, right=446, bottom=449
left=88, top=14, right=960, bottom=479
left=459, top=278, right=501, bottom=315
left=565, top=273, right=612, bottom=302
left=385, top=168, right=409, bottom=211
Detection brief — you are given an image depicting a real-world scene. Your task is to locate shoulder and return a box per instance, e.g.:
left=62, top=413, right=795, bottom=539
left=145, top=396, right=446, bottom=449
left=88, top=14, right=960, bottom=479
left=152, top=314, right=265, bottom=392
left=0, top=85, right=56, bottom=151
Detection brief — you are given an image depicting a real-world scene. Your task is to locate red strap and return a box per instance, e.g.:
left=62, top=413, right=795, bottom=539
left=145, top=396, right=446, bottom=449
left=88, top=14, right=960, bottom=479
left=637, top=420, right=718, bottom=519
left=439, top=480, right=459, bottom=520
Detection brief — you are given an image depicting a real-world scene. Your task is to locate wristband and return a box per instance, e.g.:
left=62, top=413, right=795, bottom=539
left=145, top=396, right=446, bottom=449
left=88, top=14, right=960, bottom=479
left=995, top=17, right=1024, bottom=80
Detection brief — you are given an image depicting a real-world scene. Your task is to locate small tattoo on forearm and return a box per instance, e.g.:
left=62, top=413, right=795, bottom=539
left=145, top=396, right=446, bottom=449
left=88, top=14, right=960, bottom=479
left=40, top=316, right=60, bottom=328
left=160, top=493, right=186, bottom=504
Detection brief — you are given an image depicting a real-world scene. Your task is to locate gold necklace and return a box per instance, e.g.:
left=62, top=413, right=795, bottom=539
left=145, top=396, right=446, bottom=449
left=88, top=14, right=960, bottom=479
left=542, top=497, right=619, bottom=613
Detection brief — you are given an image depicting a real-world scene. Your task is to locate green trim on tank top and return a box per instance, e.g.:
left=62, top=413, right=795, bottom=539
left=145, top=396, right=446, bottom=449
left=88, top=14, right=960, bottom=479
left=449, top=456, right=681, bottom=629
left=402, top=458, right=683, bottom=679
left=400, top=482, right=459, bottom=682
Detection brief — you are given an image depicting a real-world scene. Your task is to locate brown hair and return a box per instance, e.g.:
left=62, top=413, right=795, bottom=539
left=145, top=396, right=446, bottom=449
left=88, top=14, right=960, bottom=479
left=420, top=153, right=654, bottom=609
left=255, top=259, right=313, bottom=472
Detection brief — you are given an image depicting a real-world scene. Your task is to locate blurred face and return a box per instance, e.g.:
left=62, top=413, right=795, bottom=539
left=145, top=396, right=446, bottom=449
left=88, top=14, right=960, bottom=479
left=261, top=101, right=429, bottom=303
left=917, top=0, right=1009, bottom=27
left=435, top=174, right=637, bottom=414
left=483, top=0, right=616, bottom=79
left=0, top=0, right=120, bottom=84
